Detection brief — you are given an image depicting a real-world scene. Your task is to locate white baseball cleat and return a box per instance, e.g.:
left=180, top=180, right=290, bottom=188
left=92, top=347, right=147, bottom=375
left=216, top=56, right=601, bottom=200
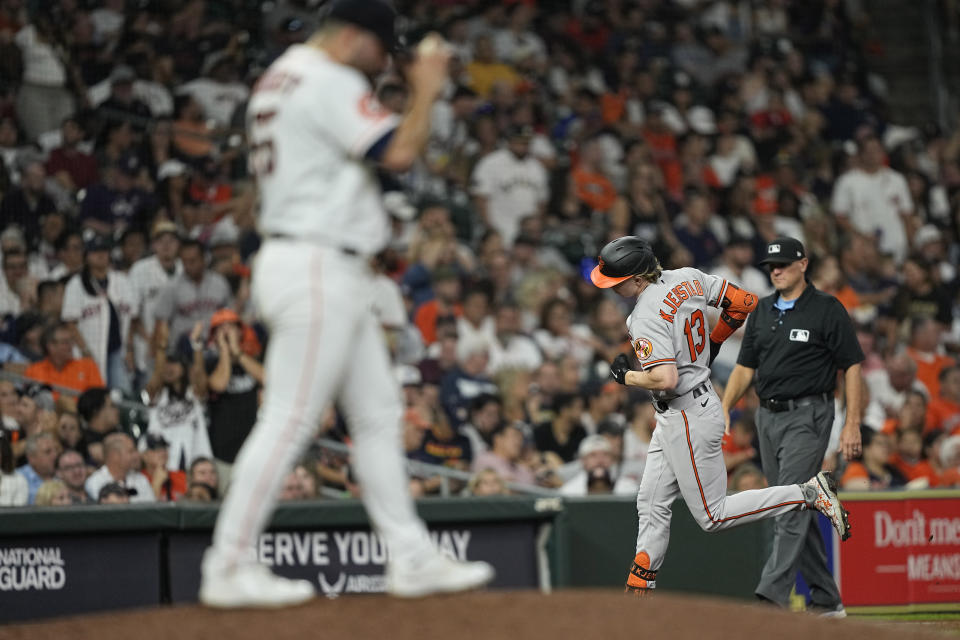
left=386, top=553, right=495, bottom=598
left=813, top=604, right=848, bottom=619
left=805, top=471, right=851, bottom=541
left=199, top=561, right=316, bottom=609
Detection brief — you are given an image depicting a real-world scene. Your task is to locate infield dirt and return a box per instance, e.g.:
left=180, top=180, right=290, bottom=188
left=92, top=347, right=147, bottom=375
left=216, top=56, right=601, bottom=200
left=0, top=590, right=954, bottom=640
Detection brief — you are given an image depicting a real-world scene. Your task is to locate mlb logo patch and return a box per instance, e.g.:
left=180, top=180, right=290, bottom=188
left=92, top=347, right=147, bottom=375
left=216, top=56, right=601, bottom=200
left=768, top=244, right=781, bottom=253
left=789, top=329, right=810, bottom=342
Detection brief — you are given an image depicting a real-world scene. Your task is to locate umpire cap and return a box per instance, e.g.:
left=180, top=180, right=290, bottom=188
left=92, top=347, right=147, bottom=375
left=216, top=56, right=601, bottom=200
left=326, top=0, right=398, bottom=53
left=590, top=236, right=659, bottom=288
left=758, top=236, right=805, bottom=266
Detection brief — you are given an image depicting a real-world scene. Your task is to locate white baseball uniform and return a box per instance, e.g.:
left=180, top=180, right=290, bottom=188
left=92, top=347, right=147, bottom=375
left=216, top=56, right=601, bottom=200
left=129, top=255, right=182, bottom=373
left=207, top=44, right=436, bottom=570
left=61, top=270, right=138, bottom=384
left=626, top=267, right=809, bottom=588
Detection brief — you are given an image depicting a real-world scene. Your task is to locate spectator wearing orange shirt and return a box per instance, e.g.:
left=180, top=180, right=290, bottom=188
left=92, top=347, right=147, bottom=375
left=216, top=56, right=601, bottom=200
left=24, top=323, right=104, bottom=396
left=413, top=267, right=462, bottom=345
left=140, top=434, right=187, bottom=502
left=881, top=389, right=927, bottom=435
left=840, top=428, right=906, bottom=490
left=906, top=316, right=955, bottom=399
left=571, top=138, right=617, bottom=213
left=889, top=428, right=939, bottom=487
left=926, top=366, right=960, bottom=435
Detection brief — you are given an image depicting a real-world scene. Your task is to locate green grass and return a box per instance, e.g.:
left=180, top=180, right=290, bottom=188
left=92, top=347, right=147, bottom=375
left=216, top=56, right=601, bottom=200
left=853, top=613, right=960, bottom=622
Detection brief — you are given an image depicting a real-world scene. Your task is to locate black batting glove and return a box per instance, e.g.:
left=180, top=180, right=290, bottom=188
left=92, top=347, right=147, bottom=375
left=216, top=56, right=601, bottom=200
left=611, top=353, right=631, bottom=385
left=708, top=339, right=722, bottom=365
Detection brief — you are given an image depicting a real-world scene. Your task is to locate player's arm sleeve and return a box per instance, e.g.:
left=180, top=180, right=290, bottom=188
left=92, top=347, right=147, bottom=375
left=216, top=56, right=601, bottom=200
left=629, top=316, right=676, bottom=371
left=709, top=284, right=758, bottom=344
left=311, top=72, right=400, bottom=160
left=695, top=269, right=758, bottom=314
left=824, top=298, right=865, bottom=370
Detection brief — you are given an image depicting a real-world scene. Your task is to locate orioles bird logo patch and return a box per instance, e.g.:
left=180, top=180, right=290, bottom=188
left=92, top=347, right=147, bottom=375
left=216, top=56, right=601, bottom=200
left=633, top=337, right=653, bottom=361
left=598, top=257, right=606, bottom=272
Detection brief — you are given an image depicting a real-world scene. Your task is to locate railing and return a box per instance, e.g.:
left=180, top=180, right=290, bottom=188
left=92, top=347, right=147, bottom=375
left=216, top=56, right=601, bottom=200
left=925, top=0, right=950, bottom=130
left=0, top=369, right=557, bottom=497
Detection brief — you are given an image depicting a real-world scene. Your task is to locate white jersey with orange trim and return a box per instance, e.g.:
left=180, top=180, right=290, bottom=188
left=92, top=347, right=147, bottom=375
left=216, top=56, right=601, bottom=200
left=246, top=44, right=399, bottom=254
left=625, top=267, right=728, bottom=400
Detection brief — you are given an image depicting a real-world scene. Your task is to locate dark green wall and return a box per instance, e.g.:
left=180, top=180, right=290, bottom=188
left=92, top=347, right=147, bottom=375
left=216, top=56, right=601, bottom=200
left=0, top=496, right=771, bottom=598
left=550, top=497, right=771, bottom=599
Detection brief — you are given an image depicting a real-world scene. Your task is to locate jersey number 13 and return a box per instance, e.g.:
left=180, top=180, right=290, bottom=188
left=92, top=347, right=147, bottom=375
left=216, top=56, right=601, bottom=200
left=683, top=309, right=706, bottom=361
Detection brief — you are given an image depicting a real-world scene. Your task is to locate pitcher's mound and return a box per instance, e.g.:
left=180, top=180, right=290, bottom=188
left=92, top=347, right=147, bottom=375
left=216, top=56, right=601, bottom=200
left=0, top=590, right=948, bottom=640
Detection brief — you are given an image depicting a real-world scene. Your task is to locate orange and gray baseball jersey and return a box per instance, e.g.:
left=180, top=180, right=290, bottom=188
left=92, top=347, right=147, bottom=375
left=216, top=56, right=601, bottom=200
left=623, top=267, right=810, bottom=593
left=625, top=267, right=729, bottom=400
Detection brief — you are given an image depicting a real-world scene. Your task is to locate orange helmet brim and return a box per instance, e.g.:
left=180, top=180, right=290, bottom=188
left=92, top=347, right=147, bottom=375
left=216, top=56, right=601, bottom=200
left=590, top=266, right=632, bottom=288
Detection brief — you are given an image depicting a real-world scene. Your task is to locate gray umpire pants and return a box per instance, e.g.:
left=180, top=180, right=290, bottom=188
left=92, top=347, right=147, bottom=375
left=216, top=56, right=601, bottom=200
left=755, top=399, right=841, bottom=608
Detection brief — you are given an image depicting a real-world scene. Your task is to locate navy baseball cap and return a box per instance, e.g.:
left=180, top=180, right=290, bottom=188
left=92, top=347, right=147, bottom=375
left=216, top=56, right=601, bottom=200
left=144, top=434, right=169, bottom=450
left=84, top=233, right=112, bottom=253
left=326, top=0, right=398, bottom=53
left=759, top=236, right=805, bottom=265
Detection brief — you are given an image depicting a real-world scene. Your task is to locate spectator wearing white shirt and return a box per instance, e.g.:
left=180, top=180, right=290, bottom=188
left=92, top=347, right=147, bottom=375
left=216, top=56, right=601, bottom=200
left=493, top=3, right=546, bottom=65
left=13, top=17, right=73, bottom=142
left=89, top=0, right=125, bottom=47
left=471, top=125, right=549, bottom=246
left=533, top=298, right=597, bottom=373
left=488, top=301, right=542, bottom=374
left=708, top=236, right=774, bottom=381
left=559, top=435, right=638, bottom=496
left=456, top=286, right=496, bottom=360
left=831, top=136, right=914, bottom=263
left=61, top=235, right=140, bottom=393
left=0, top=249, right=29, bottom=316
left=177, top=54, right=250, bottom=128
left=85, top=432, right=156, bottom=503
left=129, top=221, right=182, bottom=380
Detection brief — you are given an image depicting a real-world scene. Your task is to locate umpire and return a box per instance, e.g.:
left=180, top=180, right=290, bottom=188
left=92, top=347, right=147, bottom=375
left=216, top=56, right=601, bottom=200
left=721, top=237, right=862, bottom=616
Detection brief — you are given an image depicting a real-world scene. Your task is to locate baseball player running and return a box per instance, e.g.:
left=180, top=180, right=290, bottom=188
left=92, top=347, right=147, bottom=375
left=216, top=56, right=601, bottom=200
left=199, top=0, right=493, bottom=608
left=590, top=237, right=850, bottom=596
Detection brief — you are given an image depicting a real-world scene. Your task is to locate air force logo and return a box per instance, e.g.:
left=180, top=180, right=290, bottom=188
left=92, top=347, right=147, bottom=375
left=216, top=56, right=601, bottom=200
left=789, top=329, right=810, bottom=342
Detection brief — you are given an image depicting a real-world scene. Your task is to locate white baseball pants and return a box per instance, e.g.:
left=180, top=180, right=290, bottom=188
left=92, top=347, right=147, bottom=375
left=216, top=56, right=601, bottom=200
left=635, top=391, right=807, bottom=580
left=209, top=241, right=433, bottom=568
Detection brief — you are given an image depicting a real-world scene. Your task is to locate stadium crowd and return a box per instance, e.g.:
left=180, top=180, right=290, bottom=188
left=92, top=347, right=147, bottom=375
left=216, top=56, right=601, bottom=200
left=0, top=0, right=959, bottom=508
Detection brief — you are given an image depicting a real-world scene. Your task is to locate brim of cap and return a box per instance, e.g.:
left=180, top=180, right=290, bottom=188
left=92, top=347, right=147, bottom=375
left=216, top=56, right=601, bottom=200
left=590, top=266, right=632, bottom=288
left=758, top=257, right=796, bottom=265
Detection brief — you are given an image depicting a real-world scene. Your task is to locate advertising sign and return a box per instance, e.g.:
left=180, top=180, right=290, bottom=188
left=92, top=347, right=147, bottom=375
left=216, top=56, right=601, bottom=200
left=837, top=495, right=960, bottom=608
left=0, top=534, right=161, bottom=622
left=168, top=522, right=539, bottom=602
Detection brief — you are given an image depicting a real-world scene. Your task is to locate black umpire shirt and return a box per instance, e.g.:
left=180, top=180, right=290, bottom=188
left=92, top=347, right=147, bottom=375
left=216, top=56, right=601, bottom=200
left=737, top=282, right=864, bottom=401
